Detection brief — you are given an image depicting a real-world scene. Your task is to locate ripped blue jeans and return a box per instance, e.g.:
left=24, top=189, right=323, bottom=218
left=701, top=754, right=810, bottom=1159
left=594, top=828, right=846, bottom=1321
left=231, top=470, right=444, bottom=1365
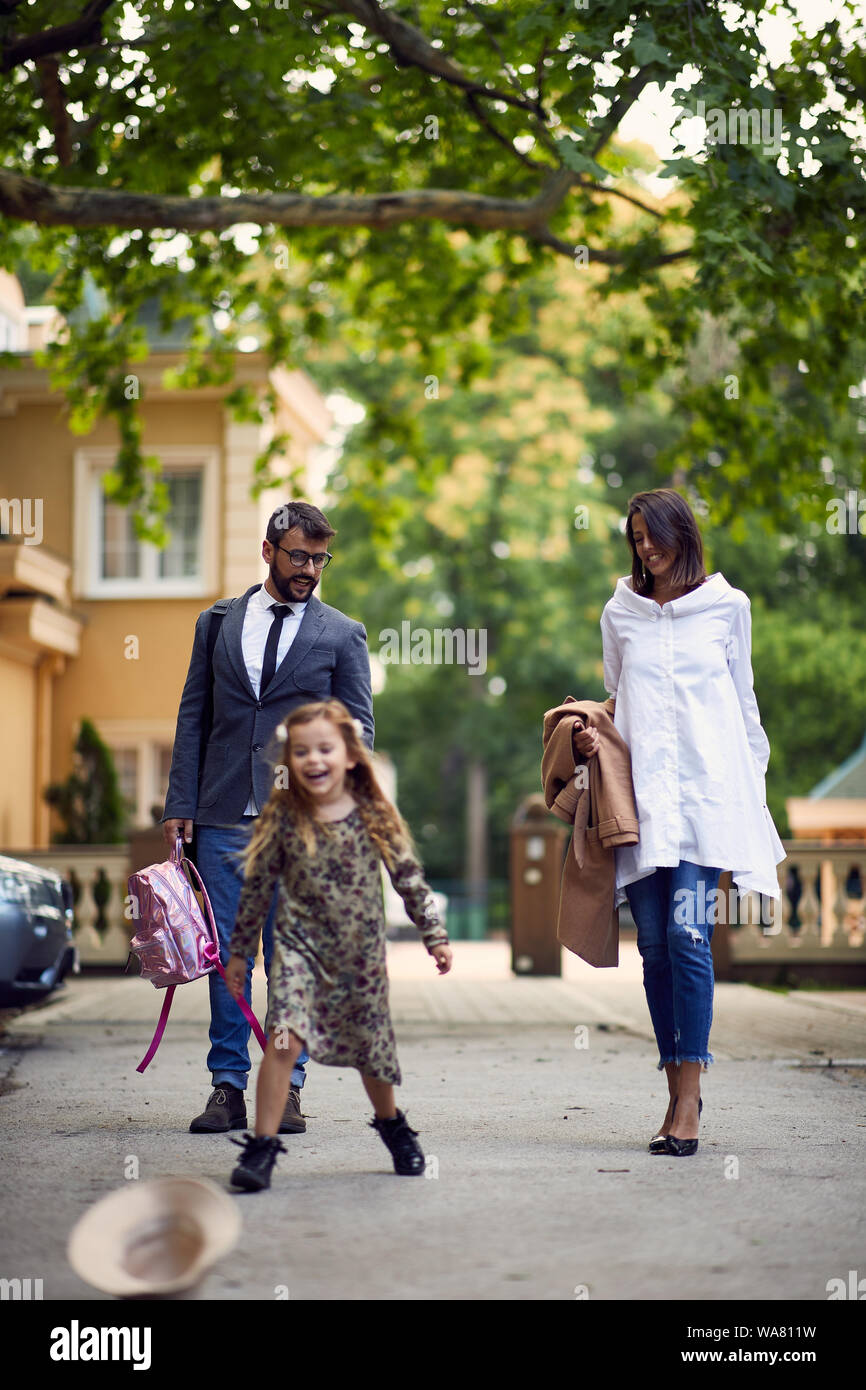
left=625, top=861, right=722, bottom=1070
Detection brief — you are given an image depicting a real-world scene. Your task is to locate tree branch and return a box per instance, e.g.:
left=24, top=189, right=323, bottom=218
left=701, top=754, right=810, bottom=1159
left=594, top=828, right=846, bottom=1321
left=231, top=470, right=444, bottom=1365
left=1, top=0, right=115, bottom=72
left=535, top=36, right=552, bottom=110
left=463, top=90, right=548, bottom=172
left=574, top=178, right=665, bottom=220
left=35, top=57, right=73, bottom=166
left=529, top=225, right=690, bottom=266
left=461, top=0, right=537, bottom=108
left=321, top=0, right=546, bottom=119
left=0, top=166, right=688, bottom=268
left=0, top=168, right=571, bottom=236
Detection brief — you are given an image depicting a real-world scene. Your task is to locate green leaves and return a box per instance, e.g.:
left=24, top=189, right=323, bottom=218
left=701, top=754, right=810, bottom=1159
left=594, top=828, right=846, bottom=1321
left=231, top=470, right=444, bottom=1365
left=628, top=34, right=671, bottom=68
left=556, top=137, right=613, bottom=183
left=658, top=157, right=703, bottom=180
left=0, top=0, right=863, bottom=549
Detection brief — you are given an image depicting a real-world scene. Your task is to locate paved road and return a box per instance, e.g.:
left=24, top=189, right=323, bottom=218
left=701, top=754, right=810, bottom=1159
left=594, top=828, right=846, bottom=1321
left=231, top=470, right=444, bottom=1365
left=1, top=942, right=864, bottom=1303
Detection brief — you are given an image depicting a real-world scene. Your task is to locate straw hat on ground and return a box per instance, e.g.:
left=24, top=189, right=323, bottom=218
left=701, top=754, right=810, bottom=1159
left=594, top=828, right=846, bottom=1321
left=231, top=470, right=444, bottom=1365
left=67, top=1177, right=241, bottom=1298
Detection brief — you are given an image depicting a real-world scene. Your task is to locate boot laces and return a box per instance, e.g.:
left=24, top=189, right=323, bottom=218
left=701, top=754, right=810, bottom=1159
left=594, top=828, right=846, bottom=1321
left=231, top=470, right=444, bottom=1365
left=370, top=1110, right=417, bottom=1136
left=229, top=1133, right=287, bottom=1155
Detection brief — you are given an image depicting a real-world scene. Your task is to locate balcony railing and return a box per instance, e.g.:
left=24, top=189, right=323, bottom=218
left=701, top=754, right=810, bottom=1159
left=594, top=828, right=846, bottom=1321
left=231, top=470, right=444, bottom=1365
left=716, top=840, right=866, bottom=981
left=4, top=839, right=865, bottom=976
left=4, top=846, right=132, bottom=966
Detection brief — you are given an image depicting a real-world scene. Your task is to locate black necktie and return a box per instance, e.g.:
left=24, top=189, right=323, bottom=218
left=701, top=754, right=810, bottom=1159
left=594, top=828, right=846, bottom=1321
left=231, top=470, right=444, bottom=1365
left=260, top=604, right=291, bottom=694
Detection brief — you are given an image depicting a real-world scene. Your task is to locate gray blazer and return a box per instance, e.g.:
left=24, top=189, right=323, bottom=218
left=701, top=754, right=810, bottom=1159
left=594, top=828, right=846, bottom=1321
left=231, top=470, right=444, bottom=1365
left=162, top=585, right=374, bottom=827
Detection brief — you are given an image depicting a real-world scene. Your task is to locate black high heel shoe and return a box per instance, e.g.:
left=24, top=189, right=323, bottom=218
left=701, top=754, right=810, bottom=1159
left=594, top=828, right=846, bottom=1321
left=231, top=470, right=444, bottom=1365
left=649, top=1098, right=677, bottom=1154
left=664, top=1098, right=702, bottom=1156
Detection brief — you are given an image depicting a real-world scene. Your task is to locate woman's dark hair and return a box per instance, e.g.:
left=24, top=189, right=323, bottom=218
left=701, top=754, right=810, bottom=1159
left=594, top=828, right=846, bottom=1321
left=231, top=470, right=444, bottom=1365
left=625, top=489, right=707, bottom=598
left=266, top=501, right=336, bottom=545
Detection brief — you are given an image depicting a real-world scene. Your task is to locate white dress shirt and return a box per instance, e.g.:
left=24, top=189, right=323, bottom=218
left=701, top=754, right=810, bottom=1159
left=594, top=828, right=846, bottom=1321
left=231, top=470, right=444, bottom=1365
left=600, top=572, right=786, bottom=906
left=241, top=583, right=307, bottom=815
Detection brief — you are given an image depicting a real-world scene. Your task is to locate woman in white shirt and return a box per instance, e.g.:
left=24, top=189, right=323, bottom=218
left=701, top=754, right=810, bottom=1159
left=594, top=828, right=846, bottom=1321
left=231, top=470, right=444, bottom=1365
left=576, top=489, right=785, bottom=1156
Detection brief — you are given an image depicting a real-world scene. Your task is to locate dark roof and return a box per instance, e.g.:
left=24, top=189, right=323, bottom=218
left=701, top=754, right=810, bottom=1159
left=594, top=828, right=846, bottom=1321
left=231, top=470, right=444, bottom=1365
left=808, top=732, right=866, bottom=799
left=66, top=271, right=221, bottom=350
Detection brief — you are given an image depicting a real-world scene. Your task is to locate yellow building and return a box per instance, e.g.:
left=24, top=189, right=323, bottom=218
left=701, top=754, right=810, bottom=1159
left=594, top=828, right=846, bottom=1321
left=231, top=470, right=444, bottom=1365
left=0, top=269, right=333, bottom=849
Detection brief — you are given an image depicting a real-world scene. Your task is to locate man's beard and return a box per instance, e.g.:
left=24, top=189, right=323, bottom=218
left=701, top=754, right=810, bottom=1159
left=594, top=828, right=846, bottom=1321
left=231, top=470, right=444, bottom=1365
left=269, top=563, right=320, bottom=603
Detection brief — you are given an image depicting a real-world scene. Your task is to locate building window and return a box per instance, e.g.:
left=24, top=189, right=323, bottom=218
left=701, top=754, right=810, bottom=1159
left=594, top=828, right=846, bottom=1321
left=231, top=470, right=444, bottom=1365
left=75, top=448, right=218, bottom=599
left=156, top=745, right=173, bottom=806
left=100, top=471, right=203, bottom=582
left=112, top=748, right=139, bottom=819
left=101, top=505, right=140, bottom=581
left=93, top=724, right=178, bottom=829
left=159, top=473, right=201, bottom=578
left=0, top=311, right=25, bottom=352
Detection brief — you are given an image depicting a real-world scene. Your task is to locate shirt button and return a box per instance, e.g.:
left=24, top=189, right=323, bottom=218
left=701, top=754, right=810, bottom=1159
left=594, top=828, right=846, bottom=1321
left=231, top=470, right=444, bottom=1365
left=253, top=743, right=262, bottom=751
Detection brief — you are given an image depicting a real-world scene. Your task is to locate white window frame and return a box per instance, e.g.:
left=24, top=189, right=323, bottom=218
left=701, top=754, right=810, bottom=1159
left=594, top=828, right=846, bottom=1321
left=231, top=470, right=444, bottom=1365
left=93, top=720, right=177, bottom=829
left=73, top=446, right=219, bottom=599
left=0, top=310, right=25, bottom=352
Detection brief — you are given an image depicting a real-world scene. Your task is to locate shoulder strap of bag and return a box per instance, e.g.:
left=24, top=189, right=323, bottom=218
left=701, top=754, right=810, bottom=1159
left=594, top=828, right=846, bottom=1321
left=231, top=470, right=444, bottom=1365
left=135, top=985, right=177, bottom=1072
left=182, top=848, right=268, bottom=1053
left=198, top=600, right=231, bottom=773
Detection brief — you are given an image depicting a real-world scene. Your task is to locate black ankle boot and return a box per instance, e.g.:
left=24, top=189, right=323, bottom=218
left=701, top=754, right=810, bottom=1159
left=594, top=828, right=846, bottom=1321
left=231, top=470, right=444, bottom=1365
left=229, top=1133, right=287, bottom=1191
left=370, top=1108, right=425, bottom=1176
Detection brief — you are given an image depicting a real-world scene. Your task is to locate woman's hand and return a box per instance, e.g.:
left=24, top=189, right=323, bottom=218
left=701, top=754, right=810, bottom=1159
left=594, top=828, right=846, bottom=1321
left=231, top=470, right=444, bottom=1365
left=224, top=955, right=247, bottom=1000
left=573, top=725, right=600, bottom=759
left=431, top=944, right=453, bottom=975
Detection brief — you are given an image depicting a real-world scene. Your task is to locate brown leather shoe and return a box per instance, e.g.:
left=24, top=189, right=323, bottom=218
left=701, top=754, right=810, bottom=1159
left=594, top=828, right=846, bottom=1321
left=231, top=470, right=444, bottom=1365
left=189, top=1083, right=247, bottom=1133
left=278, top=1083, right=306, bottom=1134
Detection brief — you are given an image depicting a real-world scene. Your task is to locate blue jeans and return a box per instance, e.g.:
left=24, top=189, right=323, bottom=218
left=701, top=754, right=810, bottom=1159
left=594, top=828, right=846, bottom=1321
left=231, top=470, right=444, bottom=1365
left=625, top=861, right=722, bottom=1071
left=195, top=818, right=308, bottom=1091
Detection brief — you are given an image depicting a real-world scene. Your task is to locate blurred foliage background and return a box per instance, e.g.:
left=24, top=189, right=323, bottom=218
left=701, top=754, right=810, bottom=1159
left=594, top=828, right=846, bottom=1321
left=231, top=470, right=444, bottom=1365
left=3, top=1, right=866, bottom=899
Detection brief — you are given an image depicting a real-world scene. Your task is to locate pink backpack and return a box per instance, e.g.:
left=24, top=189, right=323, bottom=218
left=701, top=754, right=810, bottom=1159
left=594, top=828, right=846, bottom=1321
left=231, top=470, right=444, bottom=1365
left=129, top=835, right=267, bottom=1071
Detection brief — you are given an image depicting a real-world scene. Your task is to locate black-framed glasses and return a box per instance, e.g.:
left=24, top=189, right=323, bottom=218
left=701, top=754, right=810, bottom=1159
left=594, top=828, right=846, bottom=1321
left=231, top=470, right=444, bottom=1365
left=276, top=546, right=333, bottom=570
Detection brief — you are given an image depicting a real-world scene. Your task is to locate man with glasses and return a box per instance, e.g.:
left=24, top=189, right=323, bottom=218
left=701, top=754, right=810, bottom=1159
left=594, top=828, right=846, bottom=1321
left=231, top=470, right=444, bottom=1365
left=162, top=501, right=374, bottom=1134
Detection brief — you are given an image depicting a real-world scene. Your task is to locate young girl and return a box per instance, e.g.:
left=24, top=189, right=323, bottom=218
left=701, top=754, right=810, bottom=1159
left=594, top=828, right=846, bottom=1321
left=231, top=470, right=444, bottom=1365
left=223, top=698, right=452, bottom=1191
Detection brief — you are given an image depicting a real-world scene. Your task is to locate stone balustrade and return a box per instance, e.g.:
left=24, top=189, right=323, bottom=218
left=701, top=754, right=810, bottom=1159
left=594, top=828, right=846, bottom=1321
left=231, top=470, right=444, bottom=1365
left=4, top=839, right=865, bottom=978
left=716, top=840, right=866, bottom=981
left=4, top=846, right=132, bottom=966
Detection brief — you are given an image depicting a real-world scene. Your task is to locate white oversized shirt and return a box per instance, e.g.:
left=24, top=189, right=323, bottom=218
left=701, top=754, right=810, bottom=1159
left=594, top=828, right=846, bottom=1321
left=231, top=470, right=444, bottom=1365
left=600, top=572, right=786, bottom=906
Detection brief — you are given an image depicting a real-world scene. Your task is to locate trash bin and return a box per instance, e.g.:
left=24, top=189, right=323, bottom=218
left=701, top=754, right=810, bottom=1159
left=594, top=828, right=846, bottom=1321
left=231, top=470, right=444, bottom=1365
left=509, top=794, right=569, bottom=976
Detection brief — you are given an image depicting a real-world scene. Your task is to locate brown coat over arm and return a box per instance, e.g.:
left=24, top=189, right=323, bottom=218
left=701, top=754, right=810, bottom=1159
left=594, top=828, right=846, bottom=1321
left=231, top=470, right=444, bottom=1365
left=541, top=696, right=639, bottom=968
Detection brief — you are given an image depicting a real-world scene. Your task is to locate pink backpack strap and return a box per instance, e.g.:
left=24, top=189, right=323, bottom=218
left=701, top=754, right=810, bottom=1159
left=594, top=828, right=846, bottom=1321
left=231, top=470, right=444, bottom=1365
left=136, top=985, right=177, bottom=1073
left=183, top=852, right=268, bottom=1054
left=135, top=839, right=268, bottom=1071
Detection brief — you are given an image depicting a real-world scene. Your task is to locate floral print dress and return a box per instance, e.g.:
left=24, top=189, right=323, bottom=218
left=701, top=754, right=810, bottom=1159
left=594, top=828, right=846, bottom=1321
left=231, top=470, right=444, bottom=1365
left=228, top=802, right=449, bottom=1084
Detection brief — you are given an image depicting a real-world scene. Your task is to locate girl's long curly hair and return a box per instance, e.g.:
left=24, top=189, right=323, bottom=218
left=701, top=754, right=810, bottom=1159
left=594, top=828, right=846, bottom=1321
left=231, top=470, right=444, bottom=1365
left=242, top=699, right=416, bottom=876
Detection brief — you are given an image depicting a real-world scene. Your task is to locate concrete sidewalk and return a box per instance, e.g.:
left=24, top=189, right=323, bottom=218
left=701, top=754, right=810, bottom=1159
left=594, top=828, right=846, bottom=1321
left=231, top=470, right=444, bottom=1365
left=1, top=942, right=865, bottom=1301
